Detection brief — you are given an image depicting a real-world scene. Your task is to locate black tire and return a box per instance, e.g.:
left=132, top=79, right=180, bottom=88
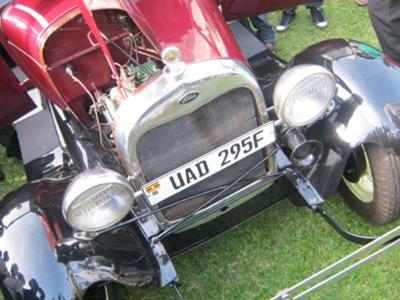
left=339, top=143, right=400, bottom=225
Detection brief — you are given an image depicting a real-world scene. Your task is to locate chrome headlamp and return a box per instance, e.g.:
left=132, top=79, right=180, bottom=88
left=63, top=168, right=134, bottom=232
left=273, top=64, right=336, bottom=127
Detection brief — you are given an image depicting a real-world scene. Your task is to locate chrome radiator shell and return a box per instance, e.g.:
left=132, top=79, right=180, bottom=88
left=114, top=59, right=271, bottom=225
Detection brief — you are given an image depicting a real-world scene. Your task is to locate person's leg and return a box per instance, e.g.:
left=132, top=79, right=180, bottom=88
left=305, top=0, right=323, bottom=9
left=241, top=16, right=276, bottom=51
left=276, top=8, right=297, bottom=32
left=251, top=15, right=276, bottom=45
left=306, top=1, right=328, bottom=28
left=369, top=0, right=400, bottom=63
left=239, top=18, right=252, bottom=34
left=283, top=8, right=297, bottom=13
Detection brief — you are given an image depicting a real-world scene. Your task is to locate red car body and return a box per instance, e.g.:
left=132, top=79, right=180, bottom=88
left=0, top=0, right=313, bottom=126
left=2, top=1, right=400, bottom=299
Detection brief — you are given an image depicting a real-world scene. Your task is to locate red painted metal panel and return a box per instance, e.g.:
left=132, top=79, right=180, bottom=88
left=122, top=0, right=245, bottom=64
left=0, top=0, right=248, bottom=122
left=42, top=10, right=130, bottom=109
left=0, top=54, right=34, bottom=128
left=0, top=0, right=77, bottom=109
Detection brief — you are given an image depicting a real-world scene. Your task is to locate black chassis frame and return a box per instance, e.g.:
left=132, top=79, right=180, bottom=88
left=1, top=39, right=400, bottom=299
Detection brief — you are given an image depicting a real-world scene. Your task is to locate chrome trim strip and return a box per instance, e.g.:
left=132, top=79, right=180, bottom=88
left=175, top=177, right=275, bottom=232
left=115, top=59, right=268, bottom=181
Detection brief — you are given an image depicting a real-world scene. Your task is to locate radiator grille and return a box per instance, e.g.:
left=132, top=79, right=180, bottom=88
left=136, top=88, right=267, bottom=220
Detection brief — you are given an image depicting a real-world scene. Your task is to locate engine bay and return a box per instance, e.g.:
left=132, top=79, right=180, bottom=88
left=43, top=9, right=162, bottom=125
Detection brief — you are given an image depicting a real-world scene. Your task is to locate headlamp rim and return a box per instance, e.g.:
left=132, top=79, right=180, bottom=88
left=62, top=167, right=134, bottom=232
left=273, top=64, right=336, bottom=128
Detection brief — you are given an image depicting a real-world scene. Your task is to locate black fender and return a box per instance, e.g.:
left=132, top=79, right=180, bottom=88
left=289, top=39, right=400, bottom=197
left=0, top=180, right=160, bottom=300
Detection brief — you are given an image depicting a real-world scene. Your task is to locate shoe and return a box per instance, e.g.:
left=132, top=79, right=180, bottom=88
left=265, top=42, right=276, bottom=53
left=276, top=10, right=296, bottom=32
left=310, top=7, right=328, bottom=28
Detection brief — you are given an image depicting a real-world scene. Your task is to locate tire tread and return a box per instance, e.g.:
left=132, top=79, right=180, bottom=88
left=340, top=144, right=400, bottom=225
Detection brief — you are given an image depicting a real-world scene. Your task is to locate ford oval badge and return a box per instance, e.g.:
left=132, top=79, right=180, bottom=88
left=179, top=92, right=199, bottom=104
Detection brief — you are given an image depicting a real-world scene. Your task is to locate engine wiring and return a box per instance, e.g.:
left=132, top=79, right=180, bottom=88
left=128, top=31, right=162, bottom=62
left=103, top=31, right=161, bottom=91
left=101, top=32, right=152, bottom=76
left=65, top=67, right=110, bottom=151
left=128, top=33, right=139, bottom=63
left=63, top=31, right=162, bottom=152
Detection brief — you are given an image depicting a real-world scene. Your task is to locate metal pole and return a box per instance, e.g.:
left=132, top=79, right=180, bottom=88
left=294, top=238, right=400, bottom=299
left=272, top=224, right=400, bottom=300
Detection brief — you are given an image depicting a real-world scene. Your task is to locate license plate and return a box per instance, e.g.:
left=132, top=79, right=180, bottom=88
left=142, top=122, right=276, bottom=205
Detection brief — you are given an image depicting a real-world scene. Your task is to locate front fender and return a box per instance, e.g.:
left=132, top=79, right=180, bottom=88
left=289, top=39, right=400, bottom=197
left=0, top=180, right=160, bottom=299
left=0, top=183, right=77, bottom=299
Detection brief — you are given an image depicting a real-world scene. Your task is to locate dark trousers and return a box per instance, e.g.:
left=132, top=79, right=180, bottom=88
left=369, top=0, right=400, bottom=63
left=285, top=1, right=324, bottom=12
left=240, top=15, right=275, bottom=44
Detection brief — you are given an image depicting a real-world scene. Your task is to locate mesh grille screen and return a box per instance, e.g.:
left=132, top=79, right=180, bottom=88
left=137, top=88, right=267, bottom=220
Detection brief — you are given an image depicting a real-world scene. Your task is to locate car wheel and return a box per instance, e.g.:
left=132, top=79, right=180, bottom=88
left=340, top=143, right=400, bottom=225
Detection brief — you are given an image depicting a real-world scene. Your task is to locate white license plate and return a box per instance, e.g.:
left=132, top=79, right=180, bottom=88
left=142, top=122, right=276, bottom=205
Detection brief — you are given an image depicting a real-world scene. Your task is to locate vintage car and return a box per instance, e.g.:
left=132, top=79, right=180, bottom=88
left=0, top=0, right=400, bottom=299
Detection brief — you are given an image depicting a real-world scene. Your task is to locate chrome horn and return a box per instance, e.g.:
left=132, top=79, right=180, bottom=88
left=283, top=128, right=323, bottom=168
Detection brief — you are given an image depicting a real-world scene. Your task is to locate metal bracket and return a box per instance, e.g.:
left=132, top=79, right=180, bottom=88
left=130, top=194, right=180, bottom=288
left=276, top=149, right=376, bottom=245
left=276, top=149, right=324, bottom=209
left=271, top=224, right=400, bottom=300
left=150, top=238, right=180, bottom=287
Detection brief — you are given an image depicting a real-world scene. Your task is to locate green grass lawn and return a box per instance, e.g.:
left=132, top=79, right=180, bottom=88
left=1, top=0, right=400, bottom=299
